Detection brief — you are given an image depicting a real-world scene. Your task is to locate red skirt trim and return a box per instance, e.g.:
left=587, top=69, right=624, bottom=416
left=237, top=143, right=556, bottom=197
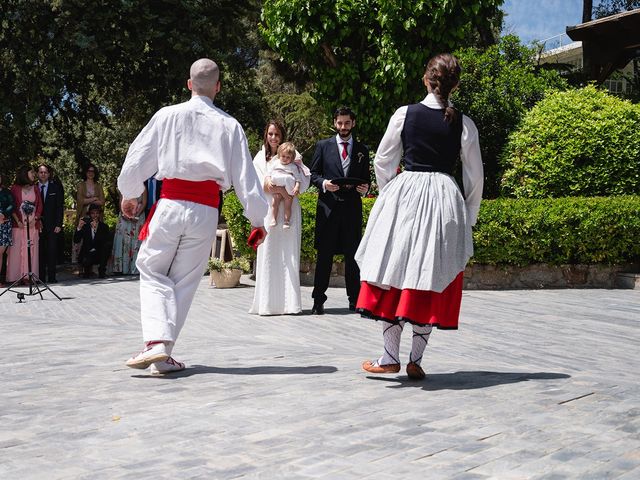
left=355, top=272, right=464, bottom=329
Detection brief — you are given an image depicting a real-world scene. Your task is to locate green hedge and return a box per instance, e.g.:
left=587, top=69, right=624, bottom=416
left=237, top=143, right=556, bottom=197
left=222, top=192, right=640, bottom=266
left=501, top=86, right=640, bottom=198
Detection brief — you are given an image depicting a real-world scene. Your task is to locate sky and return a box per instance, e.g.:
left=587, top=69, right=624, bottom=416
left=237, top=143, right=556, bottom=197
left=501, top=0, right=590, bottom=48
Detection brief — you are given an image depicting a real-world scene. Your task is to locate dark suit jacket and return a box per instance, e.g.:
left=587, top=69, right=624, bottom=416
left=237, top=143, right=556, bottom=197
left=73, top=221, right=109, bottom=263
left=40, top=181, right=65, bottom=233
left=310, top=137, right=370, bottom=252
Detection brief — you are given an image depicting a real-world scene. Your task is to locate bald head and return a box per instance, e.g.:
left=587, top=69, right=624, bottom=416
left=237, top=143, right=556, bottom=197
left=188, top=58, right=220, bottom=96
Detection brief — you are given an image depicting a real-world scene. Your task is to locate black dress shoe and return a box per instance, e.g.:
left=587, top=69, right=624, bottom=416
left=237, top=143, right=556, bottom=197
left=48, top=278, right=58, bottom=284
left=311, top=304, right=325, bottom=315
left=349, top=303, right=356, bottom=311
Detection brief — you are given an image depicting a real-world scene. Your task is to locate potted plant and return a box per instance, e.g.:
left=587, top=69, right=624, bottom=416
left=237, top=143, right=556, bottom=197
left=208, top=256, right=251, bottom=288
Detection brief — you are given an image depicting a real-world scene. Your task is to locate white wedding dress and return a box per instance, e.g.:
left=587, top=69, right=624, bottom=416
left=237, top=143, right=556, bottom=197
left=249, top=147, right=310, bottom=315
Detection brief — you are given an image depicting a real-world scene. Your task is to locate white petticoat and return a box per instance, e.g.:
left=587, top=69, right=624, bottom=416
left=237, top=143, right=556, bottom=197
left=355, top=171, right=473, bottom=293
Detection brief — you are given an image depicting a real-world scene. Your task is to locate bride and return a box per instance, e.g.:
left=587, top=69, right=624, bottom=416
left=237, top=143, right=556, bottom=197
left=249, top=120, right=310, bottom=315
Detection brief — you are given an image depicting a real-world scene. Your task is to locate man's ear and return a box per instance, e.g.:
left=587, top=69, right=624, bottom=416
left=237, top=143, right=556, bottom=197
left=215, top=81, right=221, bottom=94
left=187, top=78, right=193, bottom=91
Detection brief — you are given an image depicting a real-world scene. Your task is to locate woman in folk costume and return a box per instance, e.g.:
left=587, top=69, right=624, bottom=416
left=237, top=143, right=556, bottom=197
left=355, top=53, right=483, bottom=380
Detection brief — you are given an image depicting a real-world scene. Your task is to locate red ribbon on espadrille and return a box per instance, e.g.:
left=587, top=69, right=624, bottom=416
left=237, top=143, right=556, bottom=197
left=138, top=178, right=220, bottom=241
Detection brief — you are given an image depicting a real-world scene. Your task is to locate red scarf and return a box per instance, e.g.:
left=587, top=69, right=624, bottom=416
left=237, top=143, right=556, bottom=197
left=138, top=178, right=220, bottom=241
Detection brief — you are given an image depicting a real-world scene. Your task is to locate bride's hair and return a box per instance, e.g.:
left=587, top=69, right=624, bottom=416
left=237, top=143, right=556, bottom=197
left=263, top=120, right=286, bottom=162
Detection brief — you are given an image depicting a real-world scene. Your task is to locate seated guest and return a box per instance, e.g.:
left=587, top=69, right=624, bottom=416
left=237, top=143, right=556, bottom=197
left=74, top=204, right=109, bottom=278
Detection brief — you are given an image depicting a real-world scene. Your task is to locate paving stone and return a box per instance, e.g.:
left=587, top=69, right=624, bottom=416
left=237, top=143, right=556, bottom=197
left=1, top=276, right=638, bottom=478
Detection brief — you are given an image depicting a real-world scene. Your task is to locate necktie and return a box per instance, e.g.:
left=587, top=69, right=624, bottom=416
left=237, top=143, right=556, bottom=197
left=341, top=142, right=349, bottom=160
left=40, top=184, right=46, bottom=202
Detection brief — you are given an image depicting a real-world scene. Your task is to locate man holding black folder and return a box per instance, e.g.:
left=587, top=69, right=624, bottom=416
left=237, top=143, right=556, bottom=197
left=309, top=106, right=370, bottom=314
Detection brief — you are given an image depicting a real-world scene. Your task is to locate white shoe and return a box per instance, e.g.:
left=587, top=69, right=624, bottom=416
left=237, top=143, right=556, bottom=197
left=125, top=342, right=169, bottom=369
left=150, top=357, right=186, bottom=375
left=283, top=222, right=290, bottom=229
left=269, top=219, right=277, bottom=227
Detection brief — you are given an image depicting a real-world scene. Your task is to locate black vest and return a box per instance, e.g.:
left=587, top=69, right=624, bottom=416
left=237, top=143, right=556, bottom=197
left=400, top=103, right=463, bottom=175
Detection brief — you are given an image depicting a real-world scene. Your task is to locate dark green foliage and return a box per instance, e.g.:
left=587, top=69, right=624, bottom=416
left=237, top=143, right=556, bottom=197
left=0, top=0, right=262, bottom=172
left=453, top=36, right=568, bottom=198
left=222, top=191, right=375, bottom=261
left=223, top=192, right=640, bottom=266
left=260, top=0, right=504, bottom=146
left=593, top=0, right=640, bottom=18
left=473, top=196, right=640, bottom=265
left=501, top=86, right=640, bottom=198
left=264, top=92, right=334, bottom=159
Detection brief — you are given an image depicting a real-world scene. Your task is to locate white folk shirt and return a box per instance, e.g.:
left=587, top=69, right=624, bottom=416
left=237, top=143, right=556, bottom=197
left=374, top=93, right=484, bottom=226
left=118, top=95, right=268, bottom=226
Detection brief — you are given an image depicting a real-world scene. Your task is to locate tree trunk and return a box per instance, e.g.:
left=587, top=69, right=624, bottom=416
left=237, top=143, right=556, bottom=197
left=582, top=0, right=593, bottom=23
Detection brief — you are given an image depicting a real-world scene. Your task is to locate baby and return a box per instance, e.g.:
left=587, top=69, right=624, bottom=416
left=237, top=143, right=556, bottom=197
left=266, top=142, right=309, bottom=229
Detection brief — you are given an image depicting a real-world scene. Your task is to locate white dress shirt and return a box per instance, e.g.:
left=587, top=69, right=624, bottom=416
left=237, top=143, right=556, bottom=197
left=335, top=134, right=353, bottom=175
left=374, top=93, right=484, bottom=225
left=118, top=95, right=267, bottom=226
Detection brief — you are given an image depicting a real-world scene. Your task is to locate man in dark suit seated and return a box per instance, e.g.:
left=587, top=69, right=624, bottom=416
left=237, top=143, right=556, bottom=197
left=73, top=204, right=109, bottom=278
left=37, top=164, right=65, bottom=283
left=309, top=106, right=371, bottom=314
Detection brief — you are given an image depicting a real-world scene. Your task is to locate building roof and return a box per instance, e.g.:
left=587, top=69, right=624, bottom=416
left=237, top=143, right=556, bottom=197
left=566, top=8, right=640, bottom=83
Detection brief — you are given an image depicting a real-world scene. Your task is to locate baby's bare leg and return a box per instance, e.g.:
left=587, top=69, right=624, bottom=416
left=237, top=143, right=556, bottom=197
left=283, top=193, right=294, bottom=225
left=271, top=193, right=282, bottom=226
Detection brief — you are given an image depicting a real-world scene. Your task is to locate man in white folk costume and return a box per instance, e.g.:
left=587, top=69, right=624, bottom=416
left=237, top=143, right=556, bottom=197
left=118, top=58, right=268, bottom=374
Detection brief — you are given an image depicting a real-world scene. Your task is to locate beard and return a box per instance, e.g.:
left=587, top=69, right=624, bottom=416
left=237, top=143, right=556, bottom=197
left=337, top=127, right=352, bottom=139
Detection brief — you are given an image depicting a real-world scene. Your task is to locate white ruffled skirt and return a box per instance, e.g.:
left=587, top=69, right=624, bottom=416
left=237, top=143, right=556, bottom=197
left=355, top=171, right=473, bottom=293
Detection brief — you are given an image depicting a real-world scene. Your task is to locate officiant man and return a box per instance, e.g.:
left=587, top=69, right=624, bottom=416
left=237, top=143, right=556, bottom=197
left=309, top=106, right=370, bottom=314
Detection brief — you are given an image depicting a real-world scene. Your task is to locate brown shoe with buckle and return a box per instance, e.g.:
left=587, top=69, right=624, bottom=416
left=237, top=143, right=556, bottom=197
left=406, top=362, right=426, bottom=380
left=362, top=360, right=401, bottom=374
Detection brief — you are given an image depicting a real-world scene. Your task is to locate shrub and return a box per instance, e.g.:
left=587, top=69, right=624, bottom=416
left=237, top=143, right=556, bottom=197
left=222, top=191, right=374, bottom=262
left=223, top=191, right=640, bottom=266
left=501, top=85, right=640, bottom=198
left=454, top=36, right=567, bottom=198
left=472, top=196, right=640, bottom=265
left=207, top=256, right=251, bottom=273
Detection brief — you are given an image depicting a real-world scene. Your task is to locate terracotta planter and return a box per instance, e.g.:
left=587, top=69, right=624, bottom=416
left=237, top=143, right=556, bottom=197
left=210, top=268, right=242, bottom=288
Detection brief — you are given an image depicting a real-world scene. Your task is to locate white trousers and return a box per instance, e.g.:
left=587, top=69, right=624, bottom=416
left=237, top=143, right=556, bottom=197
left=135, top=199, right=218, bottom=344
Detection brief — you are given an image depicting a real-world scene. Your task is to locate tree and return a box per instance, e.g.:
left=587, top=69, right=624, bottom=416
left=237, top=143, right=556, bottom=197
left=260, top=0, right=504, bottom=146
left=501, top=85, right=640, bottom=198
left=593, top=0, right=640, bottom=18
left=453, top=36, right=567, bottom=198
left=0, top=0, right=263, bottom=172
left=583, top=0, right=593, bottom=22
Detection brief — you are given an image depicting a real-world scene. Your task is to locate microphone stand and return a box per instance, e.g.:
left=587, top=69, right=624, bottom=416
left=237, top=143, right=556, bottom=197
left=0, top=209, right=62, bottom=301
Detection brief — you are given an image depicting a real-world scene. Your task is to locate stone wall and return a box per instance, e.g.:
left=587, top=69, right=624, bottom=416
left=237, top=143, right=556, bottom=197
left=299, top=262, right=638, bottom=289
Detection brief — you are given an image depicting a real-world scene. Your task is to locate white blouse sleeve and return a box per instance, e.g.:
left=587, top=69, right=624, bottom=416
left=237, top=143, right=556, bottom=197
left=374, top=106, right=407, bottom=191
left=460, top=115, right=484, bottom=226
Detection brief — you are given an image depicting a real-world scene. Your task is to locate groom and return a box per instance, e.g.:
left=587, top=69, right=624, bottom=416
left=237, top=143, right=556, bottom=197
left=309, top=106, right=370, bottom=314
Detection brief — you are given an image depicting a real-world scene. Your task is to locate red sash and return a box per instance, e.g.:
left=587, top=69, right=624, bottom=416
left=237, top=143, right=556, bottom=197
left=138, top=178, right=220, bottom=241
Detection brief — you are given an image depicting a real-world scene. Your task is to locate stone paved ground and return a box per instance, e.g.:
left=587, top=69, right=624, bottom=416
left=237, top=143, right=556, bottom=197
left=1, top=274, right=639, bottom=479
